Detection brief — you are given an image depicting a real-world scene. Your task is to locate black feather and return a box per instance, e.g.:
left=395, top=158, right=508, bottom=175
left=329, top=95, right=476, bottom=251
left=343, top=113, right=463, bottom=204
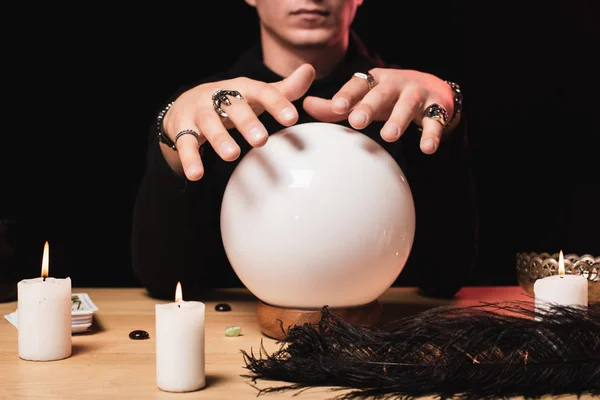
left=240, top=301, right=600, bottom=399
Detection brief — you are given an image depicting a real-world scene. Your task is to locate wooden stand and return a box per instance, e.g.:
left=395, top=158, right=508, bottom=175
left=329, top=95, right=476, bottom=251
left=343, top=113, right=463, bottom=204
left=256, top=300, right=383, bottom=340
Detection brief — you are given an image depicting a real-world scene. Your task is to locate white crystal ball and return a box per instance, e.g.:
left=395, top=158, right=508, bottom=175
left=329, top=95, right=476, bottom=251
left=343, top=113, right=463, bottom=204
left=220, top=122, right=415, bottom=308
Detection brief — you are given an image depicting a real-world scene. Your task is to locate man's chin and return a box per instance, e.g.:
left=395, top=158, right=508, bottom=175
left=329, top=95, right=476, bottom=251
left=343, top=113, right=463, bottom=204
left=287, top=29, right=338, bottom=49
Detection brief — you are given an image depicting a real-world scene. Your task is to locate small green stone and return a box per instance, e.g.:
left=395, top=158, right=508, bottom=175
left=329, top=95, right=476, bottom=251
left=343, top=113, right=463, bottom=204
left=224, top=325, right=241, bottom=337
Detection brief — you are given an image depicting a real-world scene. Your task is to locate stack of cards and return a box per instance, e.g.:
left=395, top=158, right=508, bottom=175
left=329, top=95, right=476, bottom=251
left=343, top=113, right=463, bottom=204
left=70, top=293, right=99, bottom=332
left=4, top=292, right=99, bottom=333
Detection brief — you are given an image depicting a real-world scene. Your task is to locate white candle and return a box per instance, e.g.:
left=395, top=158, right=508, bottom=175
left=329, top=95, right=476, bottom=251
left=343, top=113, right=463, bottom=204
left=155, top=282, right=205, bottom=392
left=534, top=250, right=588, bottom=314
left=17, top=241, right=72, bottom=361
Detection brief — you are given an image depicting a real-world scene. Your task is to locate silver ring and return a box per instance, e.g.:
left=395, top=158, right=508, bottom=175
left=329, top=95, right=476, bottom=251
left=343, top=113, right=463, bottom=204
left=353, top=72, right=375, bottom=90
left=212, top=89, right=244, bottom=118
left=174, top=129, right=201, bottom=149
left=423, top=103, right=449, bottom=127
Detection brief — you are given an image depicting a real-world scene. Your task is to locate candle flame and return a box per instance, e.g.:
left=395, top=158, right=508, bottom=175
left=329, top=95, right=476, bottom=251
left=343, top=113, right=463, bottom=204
left=41, top=241, right=49, bottom=278
left=175, top=281, right=183, bottom=302
left=558, top=250, right=565, bottom=275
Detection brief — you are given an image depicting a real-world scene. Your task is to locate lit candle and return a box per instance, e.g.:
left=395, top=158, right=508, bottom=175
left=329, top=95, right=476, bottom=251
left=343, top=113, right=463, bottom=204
left=155, top=282, right=205, bottom=392
left=17, top=241, right=72, bottom=361
left=534, top=250, right=588, bottom=314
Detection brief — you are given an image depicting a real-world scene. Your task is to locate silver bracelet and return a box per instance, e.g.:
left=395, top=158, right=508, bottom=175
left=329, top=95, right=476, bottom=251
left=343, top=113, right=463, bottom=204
left=444, top=81, right=463, bottom=131
left=156, top=101, right=176, bottom=149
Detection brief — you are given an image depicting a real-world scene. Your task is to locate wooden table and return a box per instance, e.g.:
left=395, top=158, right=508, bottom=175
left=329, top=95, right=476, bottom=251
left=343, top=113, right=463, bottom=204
left=0, top=286, right=593, bottom=399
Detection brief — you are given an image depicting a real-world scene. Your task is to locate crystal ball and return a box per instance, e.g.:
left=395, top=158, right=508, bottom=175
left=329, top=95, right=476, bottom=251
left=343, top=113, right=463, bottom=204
left=220, top=122, right=415, bottom=308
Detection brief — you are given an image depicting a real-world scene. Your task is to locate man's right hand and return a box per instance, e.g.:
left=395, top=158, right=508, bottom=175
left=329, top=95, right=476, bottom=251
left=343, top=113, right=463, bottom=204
left=160, top=64, right=316, bottom=181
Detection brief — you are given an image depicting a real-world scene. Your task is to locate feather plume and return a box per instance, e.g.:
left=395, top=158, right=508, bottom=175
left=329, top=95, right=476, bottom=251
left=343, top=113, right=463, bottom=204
left=241, top=301, right=600, bottom=399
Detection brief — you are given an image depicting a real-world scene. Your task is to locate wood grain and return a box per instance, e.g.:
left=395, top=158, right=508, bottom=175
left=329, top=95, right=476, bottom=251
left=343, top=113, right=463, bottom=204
left=0, top=286, right=593, bottom=399
left=256, top=299, right=382, bottom=340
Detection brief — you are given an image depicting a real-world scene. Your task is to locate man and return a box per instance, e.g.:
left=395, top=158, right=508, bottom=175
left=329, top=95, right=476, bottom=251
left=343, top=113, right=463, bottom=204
left=131, top=0, right=478, bottom=299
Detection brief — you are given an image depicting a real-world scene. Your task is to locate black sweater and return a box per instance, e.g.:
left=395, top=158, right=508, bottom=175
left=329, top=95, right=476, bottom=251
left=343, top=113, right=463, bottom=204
left=131, top=34, right=478, bottom=300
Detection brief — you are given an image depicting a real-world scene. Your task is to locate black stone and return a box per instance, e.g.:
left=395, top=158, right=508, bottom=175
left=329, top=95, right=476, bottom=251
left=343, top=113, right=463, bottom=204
left=215, top=303, right=232, bottom=312
left=129, top=330, right=149, bottom=340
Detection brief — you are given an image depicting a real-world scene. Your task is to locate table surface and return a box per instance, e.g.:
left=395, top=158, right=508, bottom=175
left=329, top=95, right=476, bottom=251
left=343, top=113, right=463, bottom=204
left=0, top=286, right=594, bottom=400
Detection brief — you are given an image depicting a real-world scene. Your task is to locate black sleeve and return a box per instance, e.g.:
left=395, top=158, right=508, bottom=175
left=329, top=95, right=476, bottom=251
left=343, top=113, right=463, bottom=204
left=130, top=75, right=239, bottom=299
left=131, top=134, right=205, bottom=298
left=397, top=116, right=479, bottom=298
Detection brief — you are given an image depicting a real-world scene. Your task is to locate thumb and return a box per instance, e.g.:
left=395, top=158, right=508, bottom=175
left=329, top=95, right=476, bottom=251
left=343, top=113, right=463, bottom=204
left=272, top=63, right=316, bottom=101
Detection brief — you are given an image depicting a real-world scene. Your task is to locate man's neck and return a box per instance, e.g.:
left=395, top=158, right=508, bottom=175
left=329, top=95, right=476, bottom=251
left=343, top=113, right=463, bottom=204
left=260, top=30, right=348, bottom=79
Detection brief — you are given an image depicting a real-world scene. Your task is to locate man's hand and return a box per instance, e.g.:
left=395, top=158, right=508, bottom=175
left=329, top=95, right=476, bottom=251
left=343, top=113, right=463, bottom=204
left=161, top=64, right=316, bottom=180
left=302, top=68, right=457, bottom=154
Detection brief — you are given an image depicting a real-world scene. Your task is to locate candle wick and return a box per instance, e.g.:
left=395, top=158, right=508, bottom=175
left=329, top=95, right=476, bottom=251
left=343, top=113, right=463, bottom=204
left=178, top=304, right=180, bottom=308
left=43, top=276, right=46, bottom=282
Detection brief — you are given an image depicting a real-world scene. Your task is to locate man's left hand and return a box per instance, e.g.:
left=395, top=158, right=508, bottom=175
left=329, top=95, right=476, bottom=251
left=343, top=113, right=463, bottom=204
left=302, top=68, right=457, bottom=154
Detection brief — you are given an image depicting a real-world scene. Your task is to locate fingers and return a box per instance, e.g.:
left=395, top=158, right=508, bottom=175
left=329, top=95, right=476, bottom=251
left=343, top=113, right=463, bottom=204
left=256, top=63, right=315, bottom=126
left=161, top=102, right=206, bottom=180
left=196, top=68, right=312, bottom=161
left=210, top=81, right=299, bottom=150
left=272, top=63, right=316, bottom=101
left=379, top=87, right=424, bottom=142
left=194, top=110, right=241, bottom=162
left=250, top=83, right=299, bottom=127
left=381, top=87, right=446, bottom=153
left=215, top=95, right=270, bottom=147
left=348, top=84, right=397, bottom=130
left=217, top=64, right=314, bottom=132
left=160, top=64, right=316, bottom=180
left=420, top=117, right=443, bottom=154
left=302, top=95, right=348, bottom=122
left=331, top=72, right=374, bottom=114
left=171, top=123, right=205, bottom=181
left=302, top=71, right=376, bottom=122
left=418, top=100, right=451, bottom=154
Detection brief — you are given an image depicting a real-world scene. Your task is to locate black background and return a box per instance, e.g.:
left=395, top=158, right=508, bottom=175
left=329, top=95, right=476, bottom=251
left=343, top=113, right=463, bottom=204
left=1, top=1, right=597, bottom=291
